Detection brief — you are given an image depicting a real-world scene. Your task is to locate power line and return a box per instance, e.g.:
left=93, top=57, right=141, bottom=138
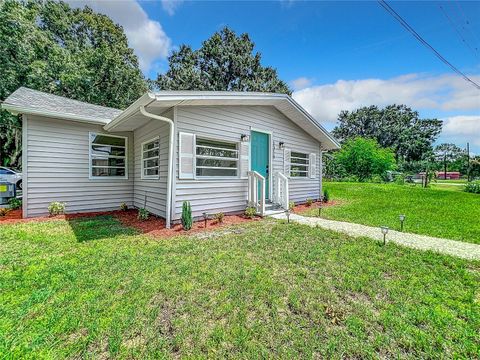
left=438, top=4, right=479, bottom=60
left=454, top=0, right=480, bottom=49
left=378, top=0, right=480, bottom=90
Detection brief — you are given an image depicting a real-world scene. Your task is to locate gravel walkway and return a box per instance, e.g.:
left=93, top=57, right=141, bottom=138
left=271, top=213, right=480, bottom=261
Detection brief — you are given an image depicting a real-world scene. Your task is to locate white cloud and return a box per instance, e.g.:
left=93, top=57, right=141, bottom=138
left=290, top=77, right=313, bottom=90
left=67, top=0, right=171, bottom=73
left=292, top=73, right=480, bottom=124
left=441, top=115, right=480, bottom=147
left=161, top=0, right=184, bottom=16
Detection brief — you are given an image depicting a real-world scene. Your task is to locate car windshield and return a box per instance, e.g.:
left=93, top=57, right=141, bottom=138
left=0, top=168, right=18, bottom=174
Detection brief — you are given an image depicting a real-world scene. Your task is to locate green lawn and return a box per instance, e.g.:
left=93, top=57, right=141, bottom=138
left=1, top=217, right=479, bottom=358
left=436, top=179, right=467, bottom=184
left=301, top=182, right=480, bottom=244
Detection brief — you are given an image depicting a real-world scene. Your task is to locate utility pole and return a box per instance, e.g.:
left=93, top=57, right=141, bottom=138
left=467, top=142, right=471, bottom=182
left=444, top=153, right=447, bottom=180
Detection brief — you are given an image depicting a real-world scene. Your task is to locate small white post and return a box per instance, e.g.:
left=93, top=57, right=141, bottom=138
left=260, top=177, right=265, bottom=216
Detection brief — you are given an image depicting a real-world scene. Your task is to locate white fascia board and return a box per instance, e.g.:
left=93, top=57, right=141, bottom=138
left=103, top=92, right=156, bottom=131
left=1, top=103, right=108, bottom=125
left=104, top=91, right=340, bottom=149
left=152, top=92, right=288, bottom=103
left=286, top=97, right=341, bottom=150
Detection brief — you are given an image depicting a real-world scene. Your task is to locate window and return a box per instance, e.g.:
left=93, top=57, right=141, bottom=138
left=142, top=137, right=160, bottom=179
left=89, top=133, right=127, bottom=178
left=290, top=151, right=309, bottom=177
left=195, top=137, right=239, bottom=177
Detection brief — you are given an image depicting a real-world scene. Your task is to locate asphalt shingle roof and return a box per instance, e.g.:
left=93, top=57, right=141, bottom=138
left=2, top=87, right=122, bottom=123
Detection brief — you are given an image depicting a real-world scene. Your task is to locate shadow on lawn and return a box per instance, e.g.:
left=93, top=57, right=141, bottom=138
left=66, top=215, right=137, bottom=242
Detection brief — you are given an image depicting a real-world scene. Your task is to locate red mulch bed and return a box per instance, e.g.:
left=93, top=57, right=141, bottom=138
left=0, top=209, right=125, bottom=225
left=293, top=200, right=339, bottom=213
left=0, top=200, right=339, bottom=237
left=116, top=210, right=259, bottom=238
left=0, top=208, right=259, bottom=238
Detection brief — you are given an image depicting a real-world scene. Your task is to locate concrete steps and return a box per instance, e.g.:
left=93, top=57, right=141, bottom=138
left=264, top=201, right=285, bottom=216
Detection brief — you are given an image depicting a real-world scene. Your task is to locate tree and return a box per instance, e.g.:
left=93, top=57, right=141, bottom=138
left=332, top=105, right=442, bottom=163
left=434, top=143, right=467, bottom=177
left=0, top=0, right=147, bottom=167
left=469, top=156, right=480, bottom=180
left=153, top=27, right=291, bottom=94
left=334, top=137, right=396, bottom=181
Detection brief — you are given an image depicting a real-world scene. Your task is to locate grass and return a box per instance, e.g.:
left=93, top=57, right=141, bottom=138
left=430, top=182, right=464, bottom=192
left=0, top=216, right=479, bottom=358
left=302, top=182, right=480, bottom=244
left=436, top=179, right=467, bottom=184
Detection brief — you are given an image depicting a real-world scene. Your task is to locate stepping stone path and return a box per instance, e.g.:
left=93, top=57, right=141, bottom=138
left=271, top=213, right=480, bottom=261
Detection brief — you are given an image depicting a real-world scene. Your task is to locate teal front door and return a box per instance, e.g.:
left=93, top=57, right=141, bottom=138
left=251, top=130, right=270, bottom=199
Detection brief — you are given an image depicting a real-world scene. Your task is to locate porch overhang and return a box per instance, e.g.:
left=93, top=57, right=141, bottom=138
left=104, top=91, right=340, bottom=150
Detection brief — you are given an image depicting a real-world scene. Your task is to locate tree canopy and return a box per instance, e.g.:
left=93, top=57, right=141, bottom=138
left=332, top=137, right=396, bottom=181
left=434, top=143, right=467, bottom=174
left=332, top=105, right=442, bottom=164
left=0, top=0, right=147, bottom=167
left=153, top=27, right=291, bottom=94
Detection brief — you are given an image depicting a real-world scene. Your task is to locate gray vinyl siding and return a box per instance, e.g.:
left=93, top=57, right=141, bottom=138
left=173, top=105, right=321, bottom=220
left=24, top=115, right=133, bottom=217
left=132, top=109, right=171, bottom=218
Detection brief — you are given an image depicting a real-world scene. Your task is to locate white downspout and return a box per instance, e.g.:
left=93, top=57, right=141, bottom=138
left=139, top=106, right=174, bottom=228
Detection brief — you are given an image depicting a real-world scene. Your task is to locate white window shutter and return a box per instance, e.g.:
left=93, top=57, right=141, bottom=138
left=284, top=148, right=291, bottom=177
left=179, top=132, right=195, bottom=179
left=240, top=141, right=250, bottom=179
left=309, top=153, right=317, bottom=178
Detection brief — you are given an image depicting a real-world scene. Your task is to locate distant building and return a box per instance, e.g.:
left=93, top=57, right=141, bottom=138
left=418, top=171, right=461, bottom=180
left=436, top=171, right=461, bottom=180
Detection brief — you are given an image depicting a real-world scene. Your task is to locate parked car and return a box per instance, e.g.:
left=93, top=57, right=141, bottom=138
left=0, top=167, right=22, bottom=190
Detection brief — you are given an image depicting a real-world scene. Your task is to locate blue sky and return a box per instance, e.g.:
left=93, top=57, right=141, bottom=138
left=71, top=0, right=480, bottom=153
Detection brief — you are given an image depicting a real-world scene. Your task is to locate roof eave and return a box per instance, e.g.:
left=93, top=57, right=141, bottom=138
left=103, top=92, right=155, bottom=131
left=286, top=97, right=341, bottom=150
left=1, top=103, right=109, bottom=125
left=104, top=92, right=340, bottom=150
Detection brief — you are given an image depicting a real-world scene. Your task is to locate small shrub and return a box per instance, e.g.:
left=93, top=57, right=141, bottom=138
left=214, top=212, right=224, bottom=223
left=306, top=198, right=313, bottom=207
left=48, top=201, right=66, bottom=216
left=120, top=202, right=128, bottom=211
left=395, top=174, right=405, bottom=185
left=181, top=201, right=193, bottom=230
left=245, top=206, right=257, bottom=219
left=8, top=197, right=22, bottom=210
left=323, top=189, right=330, bottom=203
left=0, top=208, right=10, bottom=217
left=137, top=208, right=150, bottom=220
left=465, top=182, right=480, bottom=194
left=371, top=175, right=383, bottom=183
left=289, top=201, right=295, bottom=211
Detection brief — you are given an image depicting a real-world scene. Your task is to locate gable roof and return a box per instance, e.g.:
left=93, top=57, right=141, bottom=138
left=105, top=91, right=341, bottom=150
left=2, top=87, right=340, bottom=150
left=1, top=87, right=122, bottom=124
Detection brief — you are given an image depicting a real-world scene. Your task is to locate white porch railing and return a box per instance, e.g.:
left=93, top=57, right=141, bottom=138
left=273, top=171, right=289, bottom=210
left=247, top=171, right=265, bottom=216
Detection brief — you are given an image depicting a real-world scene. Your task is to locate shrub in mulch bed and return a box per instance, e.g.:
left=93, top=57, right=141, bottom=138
left=0, top=208, right=260, bottom=238
left=115, top=210, right=259, bottom=238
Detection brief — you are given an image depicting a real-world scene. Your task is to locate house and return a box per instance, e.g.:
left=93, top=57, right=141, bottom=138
left=436, top=171, right=461, bottom=180
left=2, top=87, right=339, bottom=227
left=418, top=171, right=461, bottom=180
